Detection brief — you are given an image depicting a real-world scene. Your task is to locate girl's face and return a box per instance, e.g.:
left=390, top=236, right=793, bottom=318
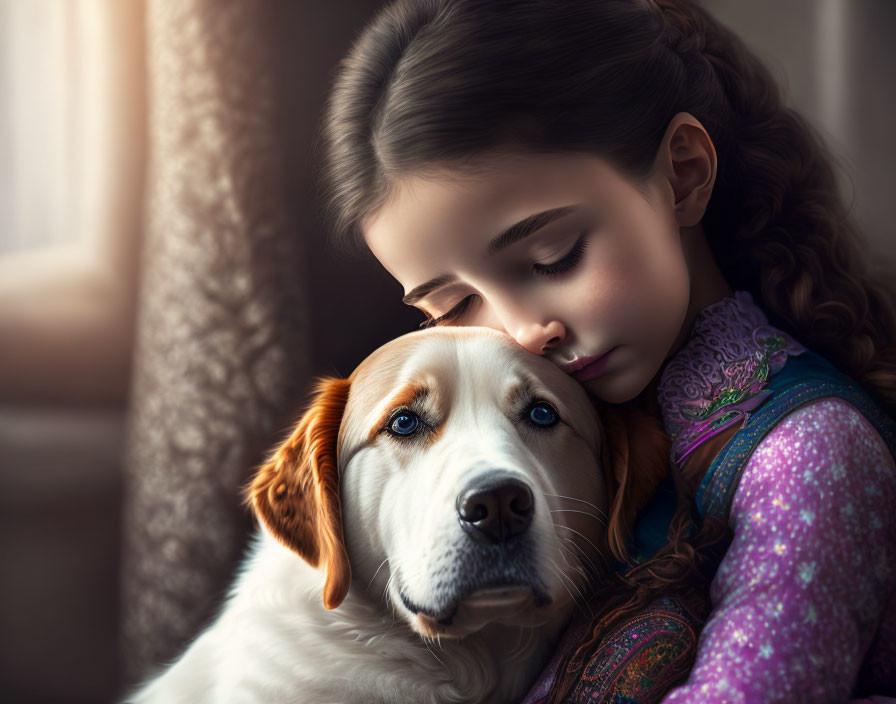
left=362, top=150, right=696, bottom=404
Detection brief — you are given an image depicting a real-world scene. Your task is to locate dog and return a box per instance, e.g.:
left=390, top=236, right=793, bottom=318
left=127, top=326, right=624, bottom=704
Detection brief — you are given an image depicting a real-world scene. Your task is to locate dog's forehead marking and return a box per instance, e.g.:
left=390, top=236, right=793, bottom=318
left=339, top=330, right=514, bottom=455
left=365, top=382, right=432, bottom=444
left=337, top=327, right=600, bottom=457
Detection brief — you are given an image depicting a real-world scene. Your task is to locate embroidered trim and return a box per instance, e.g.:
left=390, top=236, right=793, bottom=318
left=696, top=354, right=896, bottom=518
left=671, top=331, right=797, bottom=465
left=657, top=291, right=805, bottom=467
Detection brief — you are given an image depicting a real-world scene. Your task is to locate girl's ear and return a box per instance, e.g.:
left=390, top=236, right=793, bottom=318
left=654, top=112, right=717, bottom=228
left=246, top=377, right=353, bottom=609
left=598, top=404, right=671, bottom=564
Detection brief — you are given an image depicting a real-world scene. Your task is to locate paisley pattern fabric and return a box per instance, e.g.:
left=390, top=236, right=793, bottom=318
left=522, top=595, right=705, bottom=704
left=565, top=597, right=700, bottom=704
left=120, top=0, right=311, bottom=682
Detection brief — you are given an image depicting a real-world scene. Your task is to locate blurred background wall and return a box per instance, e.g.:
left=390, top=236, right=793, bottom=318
left=0, top=1, right=893, bottom=701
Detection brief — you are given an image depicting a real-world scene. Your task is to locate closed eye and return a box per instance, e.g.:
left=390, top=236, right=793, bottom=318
left=532, top=233, right=587, bottom=276
left=419, top=295, right=475, bottom=328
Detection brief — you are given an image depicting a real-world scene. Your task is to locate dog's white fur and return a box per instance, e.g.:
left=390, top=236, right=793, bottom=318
left=127, top=327, right=609, bottom=704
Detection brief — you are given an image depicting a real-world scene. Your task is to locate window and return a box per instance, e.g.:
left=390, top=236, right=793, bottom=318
left=0, top=0, right=145, bottom=405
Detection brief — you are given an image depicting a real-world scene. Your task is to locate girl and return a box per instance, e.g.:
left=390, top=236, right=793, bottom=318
left=316, top=0, right=896, bottom=701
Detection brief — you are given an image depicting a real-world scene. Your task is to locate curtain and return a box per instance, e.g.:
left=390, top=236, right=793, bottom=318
left=121, top=0, right=311, bottom=682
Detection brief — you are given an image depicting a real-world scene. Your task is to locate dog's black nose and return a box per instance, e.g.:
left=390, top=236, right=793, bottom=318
left=456, top=479, right=534, bottom=543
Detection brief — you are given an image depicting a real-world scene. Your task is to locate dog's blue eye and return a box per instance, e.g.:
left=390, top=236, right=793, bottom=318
left=388, top=412, right=420, bottom=436
left=527, top=401, right=558, bottom=428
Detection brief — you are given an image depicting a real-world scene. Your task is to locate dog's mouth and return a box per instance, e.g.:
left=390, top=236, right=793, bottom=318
left=397, top=578, right=553, bottom=638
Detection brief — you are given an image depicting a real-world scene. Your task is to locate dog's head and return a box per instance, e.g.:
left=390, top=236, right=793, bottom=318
left=248, top=327, right=639, bottom=638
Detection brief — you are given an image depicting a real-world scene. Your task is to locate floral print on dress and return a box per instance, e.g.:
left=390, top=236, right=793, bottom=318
left=660, top=398, right=896, bottom=703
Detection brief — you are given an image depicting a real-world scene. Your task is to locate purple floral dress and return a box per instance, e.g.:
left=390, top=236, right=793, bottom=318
left=522, top=291, right=896, bottom=703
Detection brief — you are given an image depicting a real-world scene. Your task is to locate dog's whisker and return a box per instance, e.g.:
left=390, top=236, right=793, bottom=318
left=558, top=544, right=599, bottom=600
left=559, top=534, right=595, bottom=568
left=552, top=522, right=605, bottom=559
left=382, top=571, right=400, bottom=610
left=558, top=542, right=598, bottom=594
left=560, top=573, right=593, bottom=620
left=547, top=557, right=592, bottom=619
left=559, top=535, right=600, bottom=579
left=543, top=493, right=610, bottom=522
left=549, top=508, right=608, bottom=526
left=558, top=542, right=593, bottom=583
left=553, top=567, right=592, bottom=620
left=554, top=525, right=610, bottom=597
left=548, top=566, right=578, bottom=611
left=554, top=523, right=612, bottom=577
left=423, top=639, right=448, bottom=670
left=367, top=557, right=391, bottom=590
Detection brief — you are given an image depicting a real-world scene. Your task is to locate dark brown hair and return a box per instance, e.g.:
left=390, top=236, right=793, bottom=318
left=316, top=0, right=896, bottom=418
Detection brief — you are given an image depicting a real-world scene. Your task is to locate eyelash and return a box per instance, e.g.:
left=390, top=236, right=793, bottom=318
left=419, top=295, right=474, bottom=329
left=532, top=233, right=587, bottom=276
left=417, top=233, right=587, bottom=328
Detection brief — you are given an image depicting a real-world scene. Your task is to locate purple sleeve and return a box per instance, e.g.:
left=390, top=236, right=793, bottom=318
left=660, top=398, right=896, bottom=703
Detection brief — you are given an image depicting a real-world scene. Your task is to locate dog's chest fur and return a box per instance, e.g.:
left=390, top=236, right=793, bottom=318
left=131, top=532, right=558, bottom=704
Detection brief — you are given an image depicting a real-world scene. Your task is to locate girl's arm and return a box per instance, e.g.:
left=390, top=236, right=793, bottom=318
left=661, top=397, right=896, bottom=703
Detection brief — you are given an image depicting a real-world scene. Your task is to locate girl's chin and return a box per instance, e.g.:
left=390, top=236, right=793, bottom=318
left=581, top=352, right=651, bottom=405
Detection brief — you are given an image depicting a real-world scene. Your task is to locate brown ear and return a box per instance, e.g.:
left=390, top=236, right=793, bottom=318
left=597, top=403, right=671, bottom=564
left=246, top=377, right=352, bottom=609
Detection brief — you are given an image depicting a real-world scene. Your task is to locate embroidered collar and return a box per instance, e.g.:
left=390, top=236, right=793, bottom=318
left=656, top=290, right=806, bottom=466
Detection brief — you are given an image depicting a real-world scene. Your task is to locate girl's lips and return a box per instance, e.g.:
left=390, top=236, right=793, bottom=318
left=561, top=348, right=616, bottom=382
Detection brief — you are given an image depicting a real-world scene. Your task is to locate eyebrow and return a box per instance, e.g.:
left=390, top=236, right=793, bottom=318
left=367, top=383, right=429, bottom=443
left=503, top=379, right=538, bottom=413
left=503, top=376, right=560, bottom=414
left=401, top=204, right=579, bottom=306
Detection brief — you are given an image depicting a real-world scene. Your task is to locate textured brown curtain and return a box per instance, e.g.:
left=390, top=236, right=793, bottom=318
left=121, top=0, right=311, bottom=682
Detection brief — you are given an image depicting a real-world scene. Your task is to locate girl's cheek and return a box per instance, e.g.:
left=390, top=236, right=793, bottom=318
left=579, top=248, right=638, bottom=321
left=563, top=280, right=624, bottom=344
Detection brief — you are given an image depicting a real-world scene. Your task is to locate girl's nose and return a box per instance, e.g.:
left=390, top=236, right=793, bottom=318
left=476, top=292, right=567, bottom=355
left=511, top=319, right=567, bottom=355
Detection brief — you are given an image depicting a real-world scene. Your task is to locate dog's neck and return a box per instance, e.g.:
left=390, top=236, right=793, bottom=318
left=245, top=535, right=566, bottom=704
left=331, top=587, right=567, bottom=704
